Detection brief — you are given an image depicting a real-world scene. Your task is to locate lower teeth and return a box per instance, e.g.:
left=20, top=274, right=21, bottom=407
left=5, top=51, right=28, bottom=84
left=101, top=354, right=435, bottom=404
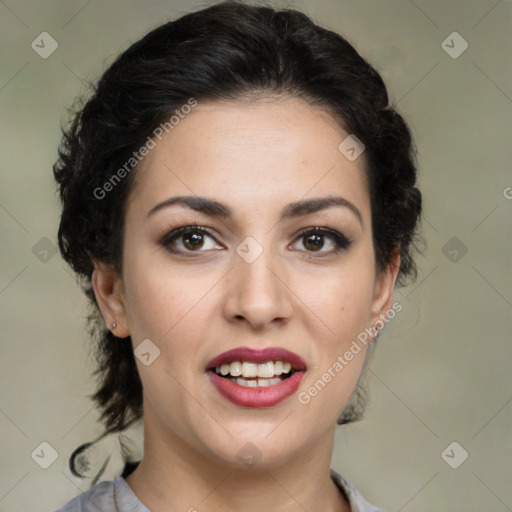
left=229, top=376, right=283, bottom=387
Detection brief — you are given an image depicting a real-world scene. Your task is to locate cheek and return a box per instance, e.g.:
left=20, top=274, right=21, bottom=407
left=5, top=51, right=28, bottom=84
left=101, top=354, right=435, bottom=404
left=295, top=260, right=376, bottom=343
left=297, top=273, right=372, bottom=420
left=121, top=253, right=222, bottom=389
left=122, top=257, right=216, bottom=434
left=292, top=248, right=376, bottom=415
left=122, top=250, right=209, bottom=342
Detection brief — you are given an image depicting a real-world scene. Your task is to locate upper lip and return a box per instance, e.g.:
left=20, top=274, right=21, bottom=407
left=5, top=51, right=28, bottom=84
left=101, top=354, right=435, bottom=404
left=206, top=347, right=306, bottom=371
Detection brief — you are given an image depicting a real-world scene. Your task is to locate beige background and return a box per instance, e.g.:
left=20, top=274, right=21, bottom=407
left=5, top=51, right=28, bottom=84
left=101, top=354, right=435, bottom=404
left=1, top=1, right=511, bottom=511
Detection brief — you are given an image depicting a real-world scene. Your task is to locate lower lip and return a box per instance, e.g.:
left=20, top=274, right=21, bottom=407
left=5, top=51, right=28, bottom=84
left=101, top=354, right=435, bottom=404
left=208, top=371, right=305, bottom=408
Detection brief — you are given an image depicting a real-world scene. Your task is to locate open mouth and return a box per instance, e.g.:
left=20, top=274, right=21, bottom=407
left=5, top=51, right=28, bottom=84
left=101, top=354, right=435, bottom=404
left=210, top=360, right=297, bottom=388
left=206, top=347, right=306, bottom=407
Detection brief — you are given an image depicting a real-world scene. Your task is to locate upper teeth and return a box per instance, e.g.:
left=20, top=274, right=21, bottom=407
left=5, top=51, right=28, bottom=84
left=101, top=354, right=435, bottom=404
left=215, top=361, right=292, bottom=379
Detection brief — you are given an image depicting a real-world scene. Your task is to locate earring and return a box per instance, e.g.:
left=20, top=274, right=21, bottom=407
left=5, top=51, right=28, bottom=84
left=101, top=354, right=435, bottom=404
left=110, top=322, right=117, bottom=332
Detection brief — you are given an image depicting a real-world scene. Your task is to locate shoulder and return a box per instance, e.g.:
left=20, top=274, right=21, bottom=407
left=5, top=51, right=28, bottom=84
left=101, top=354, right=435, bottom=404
left=330, top=469, right=385, bottom=512
left=53, top=479, right=116, bottom=512
left=52, top=476, right=149, bottom=512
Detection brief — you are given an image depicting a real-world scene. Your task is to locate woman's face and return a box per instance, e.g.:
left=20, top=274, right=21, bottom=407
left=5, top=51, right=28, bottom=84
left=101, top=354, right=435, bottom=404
left=94, top=97, right=399, bottom=468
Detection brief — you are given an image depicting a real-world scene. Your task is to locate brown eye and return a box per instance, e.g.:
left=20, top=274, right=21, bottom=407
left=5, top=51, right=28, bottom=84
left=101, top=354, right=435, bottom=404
left=303, top=233, right=324, bottom=251
left=183, top=231, right=205, bottom=250
left=160, top=226, right=223, bottom=254
left=291, top=227, right=352, bottom=255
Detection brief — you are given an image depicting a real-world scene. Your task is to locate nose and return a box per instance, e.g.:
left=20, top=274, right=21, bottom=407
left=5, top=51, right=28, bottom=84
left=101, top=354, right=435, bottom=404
left=222, top=242, right=293, bottom=330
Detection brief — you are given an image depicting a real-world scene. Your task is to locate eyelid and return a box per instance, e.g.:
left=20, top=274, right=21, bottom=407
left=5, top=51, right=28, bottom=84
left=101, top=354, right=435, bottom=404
left=291, top=226, right=352, bottom=252
left=158, top=225, right=224, bottom=251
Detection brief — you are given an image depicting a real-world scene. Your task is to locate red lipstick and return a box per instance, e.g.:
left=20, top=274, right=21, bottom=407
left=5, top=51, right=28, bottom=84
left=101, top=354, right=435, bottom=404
left=206, top=347, right=306, bottom=408
left=206, top=347, right=306, bottom=370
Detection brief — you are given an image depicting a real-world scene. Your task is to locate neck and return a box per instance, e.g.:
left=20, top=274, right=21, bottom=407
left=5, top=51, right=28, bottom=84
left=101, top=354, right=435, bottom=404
left=125, top=413, right=350, bottom=512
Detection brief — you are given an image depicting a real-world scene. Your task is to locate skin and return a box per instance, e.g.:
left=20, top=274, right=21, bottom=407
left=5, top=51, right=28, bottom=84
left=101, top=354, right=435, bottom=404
left=92, top=96, right=400, bottom=512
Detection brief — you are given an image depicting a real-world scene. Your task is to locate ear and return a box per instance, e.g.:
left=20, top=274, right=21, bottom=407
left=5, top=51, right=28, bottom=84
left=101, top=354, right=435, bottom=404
left=369, top=249, right=401, bottom=334
left=91, top=261, right=130, bottom=338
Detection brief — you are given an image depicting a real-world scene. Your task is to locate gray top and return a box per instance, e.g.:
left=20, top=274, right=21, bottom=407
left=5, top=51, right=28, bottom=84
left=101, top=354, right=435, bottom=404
left=54, top=469, right=383, bottom=512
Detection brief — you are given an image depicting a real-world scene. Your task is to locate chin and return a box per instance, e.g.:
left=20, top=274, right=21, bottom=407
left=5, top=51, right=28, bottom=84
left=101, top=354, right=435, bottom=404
left=198, top=424, right=308, bottom=471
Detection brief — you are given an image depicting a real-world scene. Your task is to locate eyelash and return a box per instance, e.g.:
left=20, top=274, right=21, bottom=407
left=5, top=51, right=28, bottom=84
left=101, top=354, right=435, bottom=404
left=158, top=224, right=352, bottom=257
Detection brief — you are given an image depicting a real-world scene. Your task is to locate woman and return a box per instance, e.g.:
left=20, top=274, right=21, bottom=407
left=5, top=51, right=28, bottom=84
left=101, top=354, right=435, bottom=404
left=53, top=1, right=421, bottom=510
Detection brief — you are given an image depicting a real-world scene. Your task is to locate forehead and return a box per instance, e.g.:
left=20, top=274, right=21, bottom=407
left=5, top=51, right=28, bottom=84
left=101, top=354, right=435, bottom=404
left=127, top=97, right=371, bottom=222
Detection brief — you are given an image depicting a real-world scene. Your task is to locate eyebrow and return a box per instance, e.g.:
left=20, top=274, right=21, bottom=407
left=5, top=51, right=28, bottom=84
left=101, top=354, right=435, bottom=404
left=147, top=195, right=363, bottom=227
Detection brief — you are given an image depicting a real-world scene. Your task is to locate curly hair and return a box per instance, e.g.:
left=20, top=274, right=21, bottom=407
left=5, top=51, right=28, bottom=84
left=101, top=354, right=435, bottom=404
left=53, top=0, right=422, bottom=461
